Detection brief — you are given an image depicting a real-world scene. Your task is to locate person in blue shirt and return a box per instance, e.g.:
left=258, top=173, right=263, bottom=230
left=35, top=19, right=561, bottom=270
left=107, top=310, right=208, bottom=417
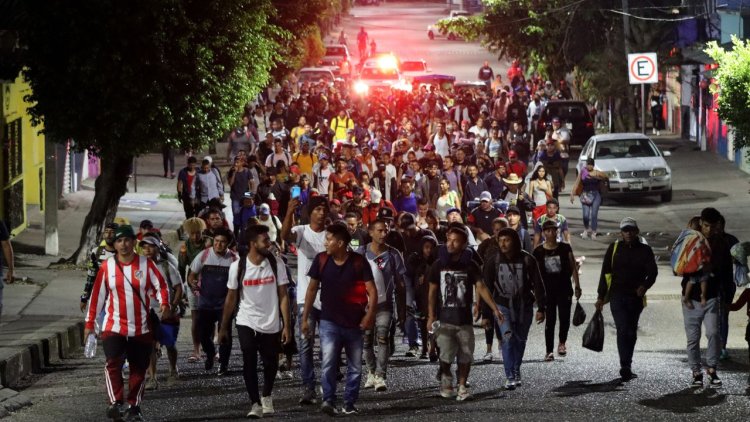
left=393, top=178, right=418, bottom=214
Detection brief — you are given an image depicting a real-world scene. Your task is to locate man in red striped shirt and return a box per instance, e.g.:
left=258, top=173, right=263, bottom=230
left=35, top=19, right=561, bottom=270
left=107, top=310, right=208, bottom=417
left=84, top=225, right=171, bottom=422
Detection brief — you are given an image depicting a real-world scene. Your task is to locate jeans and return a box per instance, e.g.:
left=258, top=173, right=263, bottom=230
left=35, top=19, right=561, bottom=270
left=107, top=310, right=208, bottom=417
left=581, top=190, right=602, bottom=231
left=197, top=308, right=232, bottom=369
left=683, top=298, right=720, bottom=372
left=610, top=295, right=643, bottom=370
left=363, top=310, right=392, bottom=377
left=237, top=325, right=279, bottom=404
left=231, top=199, right=242, bottom=233
left=319, top=320, right=364, bottom=407
left=496, top=303, right=533, bottom=380
left=296, top=304, right=320, bottom=390
left=545, top=293, right=572, bottom=354
left=720, top=283, right=736, bottom=350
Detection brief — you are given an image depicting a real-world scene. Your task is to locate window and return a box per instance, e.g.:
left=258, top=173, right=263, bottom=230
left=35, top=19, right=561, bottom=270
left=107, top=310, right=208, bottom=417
left=595, top=139, right=658, bottom=159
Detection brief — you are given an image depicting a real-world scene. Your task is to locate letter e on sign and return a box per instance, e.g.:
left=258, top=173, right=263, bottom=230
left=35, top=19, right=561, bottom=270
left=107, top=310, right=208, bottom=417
left=628, top=53, right=658, bottom=85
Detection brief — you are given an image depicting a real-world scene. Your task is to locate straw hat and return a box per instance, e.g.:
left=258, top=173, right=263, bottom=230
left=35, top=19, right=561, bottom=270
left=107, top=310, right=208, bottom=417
left=503, top=173, right=523, bottom=184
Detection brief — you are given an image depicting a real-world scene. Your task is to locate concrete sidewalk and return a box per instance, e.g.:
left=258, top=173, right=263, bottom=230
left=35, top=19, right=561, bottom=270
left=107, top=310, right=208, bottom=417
left=1, top=151, right=201, bottom=416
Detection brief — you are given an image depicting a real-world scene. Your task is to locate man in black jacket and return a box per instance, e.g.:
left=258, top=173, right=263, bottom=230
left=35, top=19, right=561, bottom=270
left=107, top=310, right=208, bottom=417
left=595, top=217, right=657, bottom=382
left=482, top=227, right=546, bottom=390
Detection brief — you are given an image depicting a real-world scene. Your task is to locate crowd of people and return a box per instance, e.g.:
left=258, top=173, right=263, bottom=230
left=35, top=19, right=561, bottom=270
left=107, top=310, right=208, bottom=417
left=77, top=60, right=750, bottom=421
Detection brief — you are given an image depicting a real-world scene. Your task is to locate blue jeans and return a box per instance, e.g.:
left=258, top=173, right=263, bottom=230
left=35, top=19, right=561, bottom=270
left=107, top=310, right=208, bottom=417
left=496, top=303, right=533, bottom=380
left=581, top=190, right=602, bottom=231
left=610, top=295, right=643, bottom=370
left=319, top=320, right=364, bottom=407
left=363, top=310, right=392, bottom=377
left=296, top=304, right=319, bottom=390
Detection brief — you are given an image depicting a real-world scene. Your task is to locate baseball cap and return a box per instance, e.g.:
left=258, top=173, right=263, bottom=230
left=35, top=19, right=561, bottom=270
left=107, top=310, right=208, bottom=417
left=423, top=143, right=434, bottom=151
left=479, top=191, right=492, bottom=202
left=378, top=207, right=395, bottom=220
left=203, top=156, right=213, bottom=164
left=330, top=198, right=341, bottom=206
left=508, top=150, right=518, bottom=159
left=352, top=186, right=364, bottom=196
left=370, top=189, right=383, bottom=204
left=620, top=217, right=638, bottom=230
left=496, top=161, right=506, bottom=169
left=506, top=205, right=521, bottom=215
left=446, top=207, right=461, bottom=217
left=243, top=191, right=254, bottom=199
left=400, top=213, right=417, bottom=230
left=259, top=203, right=271, bottom=215
left=542, top=220, right=559, bottom=230
left=105, top=222, right=120, bottom=230
left=139, top=220, right=153, bottom=229
left=114, top=225, right=136, bottom=241
left=551, top=117, right=561, bottom=123
left=139, top=234, right=160, bottom=247
left=319, top=153, right=329, bottom=161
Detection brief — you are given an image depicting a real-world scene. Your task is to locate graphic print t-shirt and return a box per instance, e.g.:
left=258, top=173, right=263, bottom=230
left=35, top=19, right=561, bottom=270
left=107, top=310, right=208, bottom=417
left=428, top=259, right=481, bottom=326
left=533, top=243, right=574, bottom=296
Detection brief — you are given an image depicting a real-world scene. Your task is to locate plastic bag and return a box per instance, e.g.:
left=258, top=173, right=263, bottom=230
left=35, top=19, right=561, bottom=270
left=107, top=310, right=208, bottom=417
left=582, top=310, right=604, bottom=352
left=572, top=300, right=586, bottom=327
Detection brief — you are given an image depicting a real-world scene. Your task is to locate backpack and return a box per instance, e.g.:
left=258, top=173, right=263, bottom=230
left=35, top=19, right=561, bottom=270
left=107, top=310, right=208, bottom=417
left=730, top=242, right=750, bottom=287
left=670, top=229, right=711, bottom=276
left=235, top=252, right=279, bottom=293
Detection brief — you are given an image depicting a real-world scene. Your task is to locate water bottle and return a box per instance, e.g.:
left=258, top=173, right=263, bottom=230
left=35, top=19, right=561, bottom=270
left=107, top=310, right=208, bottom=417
left=84, top=333, right=97, bottom=358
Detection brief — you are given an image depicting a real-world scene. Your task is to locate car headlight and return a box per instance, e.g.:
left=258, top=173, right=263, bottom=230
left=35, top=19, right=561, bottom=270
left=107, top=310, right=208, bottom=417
left=354, top=81, right=369, bottom=95
left=605, top=170, right=618, bottom=179
left=651, top=167, right=667, bottom=177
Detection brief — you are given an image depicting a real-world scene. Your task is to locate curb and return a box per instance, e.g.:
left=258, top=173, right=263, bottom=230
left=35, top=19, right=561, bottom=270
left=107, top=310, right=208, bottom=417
left=0, top=317, right=84, bottom=389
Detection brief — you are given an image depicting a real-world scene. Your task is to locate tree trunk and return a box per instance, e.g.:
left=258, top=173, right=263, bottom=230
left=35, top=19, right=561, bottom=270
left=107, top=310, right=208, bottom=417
left=69, top=153, right=132, bottom=264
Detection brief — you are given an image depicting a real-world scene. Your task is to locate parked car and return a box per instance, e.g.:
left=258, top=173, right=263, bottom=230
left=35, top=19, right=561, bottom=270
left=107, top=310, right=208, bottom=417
left=535, top=100, right=595, bottom=146
left=297, top=67, right=336, bottom=87
left=427, top=10, right=471, bottom=40
left=320, top=44, right=352, bottom=78
left=576, top=133, right=672, bottom=202
left=400, top=59, right=429, bottom=81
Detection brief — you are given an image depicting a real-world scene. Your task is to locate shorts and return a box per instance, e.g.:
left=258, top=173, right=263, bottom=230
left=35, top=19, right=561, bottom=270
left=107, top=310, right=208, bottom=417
left=185, top=286, right=199, bottom=311
left=158, top=322, right=180, bottom=348
left=435, top=323, right=475, bottom=364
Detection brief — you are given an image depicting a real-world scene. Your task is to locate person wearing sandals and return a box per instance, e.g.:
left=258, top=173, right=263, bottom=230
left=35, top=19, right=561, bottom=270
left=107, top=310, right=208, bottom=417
left=533, top=220, right=581, bottom=361
left=570, top=158, right=608, bottom=240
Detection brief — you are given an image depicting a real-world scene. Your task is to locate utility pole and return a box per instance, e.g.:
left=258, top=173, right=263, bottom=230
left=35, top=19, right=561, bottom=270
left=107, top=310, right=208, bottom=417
left=44, top=138, right=59, bottom=256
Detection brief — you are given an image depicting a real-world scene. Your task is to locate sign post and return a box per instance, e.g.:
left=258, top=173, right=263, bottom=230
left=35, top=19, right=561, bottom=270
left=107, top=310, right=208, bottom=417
left=628, top=53, right=659, bottom=135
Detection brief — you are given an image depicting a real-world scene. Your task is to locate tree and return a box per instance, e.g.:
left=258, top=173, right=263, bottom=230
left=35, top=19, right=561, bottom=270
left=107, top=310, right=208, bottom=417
left=19, top=0, right=283, bottom=263
left=705, top=35, right=750, bottom=155
left=438, top=0, right=680, bottom=131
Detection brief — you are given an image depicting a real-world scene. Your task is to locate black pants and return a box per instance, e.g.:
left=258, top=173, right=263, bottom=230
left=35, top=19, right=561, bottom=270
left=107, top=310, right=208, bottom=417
left=102, top=332, right=152, bottom=406
left=162, top=147, right=175, bottom=175
left=484, top=321, right=502, bottom=346
left=237, top=325, right=280, bottom=404
left=545, top=293, right=572, bottom=353
left=610, top=295, right=643, bottom=370
left=197, top=308, right=232, bottom=369
left=182, top=199, right=196, bottom=219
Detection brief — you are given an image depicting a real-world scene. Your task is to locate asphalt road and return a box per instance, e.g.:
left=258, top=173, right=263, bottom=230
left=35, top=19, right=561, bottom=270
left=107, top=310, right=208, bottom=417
left=7, top=2, right=750, bottom=421
left=7, top=300, right=750, bottom=421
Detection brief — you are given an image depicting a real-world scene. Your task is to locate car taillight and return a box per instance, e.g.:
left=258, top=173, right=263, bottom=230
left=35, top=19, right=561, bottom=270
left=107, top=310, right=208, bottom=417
left=586, top=121, right=593, bottom=128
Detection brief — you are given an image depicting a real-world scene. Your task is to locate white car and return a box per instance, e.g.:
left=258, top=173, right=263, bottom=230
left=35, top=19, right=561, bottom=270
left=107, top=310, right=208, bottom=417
left=577, top=133, right=673, bottom=202
left=353, top=66, right=408, bottom=95
left=400, top=59, right=430, bottom=81
left=297, top=67, right=336, bottom=87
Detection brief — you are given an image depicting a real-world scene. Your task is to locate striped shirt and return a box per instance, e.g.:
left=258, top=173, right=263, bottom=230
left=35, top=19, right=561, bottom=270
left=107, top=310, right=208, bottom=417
left=85, top=255, right=170, bottom=336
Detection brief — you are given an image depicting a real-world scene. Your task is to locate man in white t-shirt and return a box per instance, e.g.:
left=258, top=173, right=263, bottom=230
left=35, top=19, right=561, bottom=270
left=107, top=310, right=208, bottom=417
left=313, top=153, right=332, bottom=196
left=280, top=195, right=329, bottom=405
left=220, top=225, right=291, bottom=418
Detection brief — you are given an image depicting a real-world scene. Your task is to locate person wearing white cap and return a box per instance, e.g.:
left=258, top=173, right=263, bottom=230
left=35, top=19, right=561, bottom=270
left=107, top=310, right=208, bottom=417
left=469, top=191, right=502, bottom=236
left=257, top=203, right=282, bottom=244
left=595, top=217, right=657, bottom=382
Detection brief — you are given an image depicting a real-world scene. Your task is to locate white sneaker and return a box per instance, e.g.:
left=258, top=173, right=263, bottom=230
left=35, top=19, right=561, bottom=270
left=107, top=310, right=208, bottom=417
left=456, top=384, right=472, bottom=401
left=374, top=375, right=387, bottom=392
left=247, top=403, right=263, bottom=419
left=284, top=370, right=294, bottom=379
left=580, top=231, right=589, bottom=240
left=482, top=352, right=493, bottom=362
left=656, top=130, right=660, bottom=136
left=590, top=232, right=597, bottom=240
left=652, top=128, right=656, bottom=135
left=364, top=372, right=376, bottom=388
left=261, top=396, right=274, bottom=415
